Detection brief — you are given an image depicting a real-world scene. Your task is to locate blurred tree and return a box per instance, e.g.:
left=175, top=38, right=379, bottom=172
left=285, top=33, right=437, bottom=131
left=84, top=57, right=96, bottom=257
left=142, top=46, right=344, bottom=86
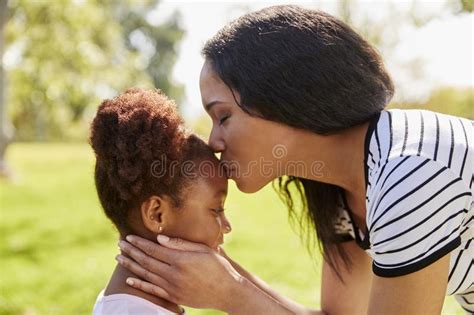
left=426, top=87, right=474, bottom=119
left=112, top=1, right=185, bottom=104
left=0, top=0, right=14, bottom=178
left=5, top=0, right=183, bottom=141
left=333, top=0, right=472, bottom=109
left=335, top=0, right=437, bottom=55
left=451, top=0, right=474, bottom=13
left=460, top=0, right=474, bottom=11
left=390, top=86, right=474, bottom=119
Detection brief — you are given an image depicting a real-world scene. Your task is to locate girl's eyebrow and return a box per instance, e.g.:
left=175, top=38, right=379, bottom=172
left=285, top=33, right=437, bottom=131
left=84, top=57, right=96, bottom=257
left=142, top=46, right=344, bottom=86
left=214, top=189, right=228, bottom=198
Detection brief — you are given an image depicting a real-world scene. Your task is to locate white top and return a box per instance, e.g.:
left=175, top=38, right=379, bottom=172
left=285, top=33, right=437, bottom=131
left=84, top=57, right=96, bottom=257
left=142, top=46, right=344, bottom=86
left=93, top=290, right=185, bottom=315
left=334, top=109, right=473, bottom=297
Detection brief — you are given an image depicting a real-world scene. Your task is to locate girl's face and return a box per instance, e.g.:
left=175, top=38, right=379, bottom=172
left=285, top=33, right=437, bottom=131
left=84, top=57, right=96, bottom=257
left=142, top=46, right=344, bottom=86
left=199, top=60, right=293, bottom=193
left=162, top=158, right=231, bottom=250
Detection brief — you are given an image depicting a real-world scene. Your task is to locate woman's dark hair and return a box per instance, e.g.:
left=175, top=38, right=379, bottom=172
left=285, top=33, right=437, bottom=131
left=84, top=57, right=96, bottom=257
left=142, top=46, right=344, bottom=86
left=89, top=88, right=214, bottom=236
left=202, top=5, right=394, bottom=275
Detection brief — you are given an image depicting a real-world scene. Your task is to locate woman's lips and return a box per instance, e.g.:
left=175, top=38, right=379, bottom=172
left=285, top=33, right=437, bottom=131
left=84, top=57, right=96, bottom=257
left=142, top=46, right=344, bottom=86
left=221, top=161, right=234, bottom=178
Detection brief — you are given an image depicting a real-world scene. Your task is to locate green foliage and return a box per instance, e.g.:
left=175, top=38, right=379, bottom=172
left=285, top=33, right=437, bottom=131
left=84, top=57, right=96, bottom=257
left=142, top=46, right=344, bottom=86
left=113, top=1, right=185, bottom=103
left=5, top=0, right=183, bottom=141
left=390, top=86, right=474, bottom=119
left=460, top=0, right=474, bottom=11
left=0, top=143, right=464, bottom=314
left=449, top=0, right=474, bottom=13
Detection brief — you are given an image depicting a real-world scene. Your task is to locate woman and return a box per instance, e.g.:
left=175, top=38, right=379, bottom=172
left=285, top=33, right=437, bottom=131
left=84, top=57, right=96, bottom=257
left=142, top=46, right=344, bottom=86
left=90, top=88, right=231, bottom=314
left=116, top=6, right=473, bottom=314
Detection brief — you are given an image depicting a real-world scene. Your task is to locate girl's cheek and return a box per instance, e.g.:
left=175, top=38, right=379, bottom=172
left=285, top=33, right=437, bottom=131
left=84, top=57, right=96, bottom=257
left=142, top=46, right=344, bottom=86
left=214, top=216, right=223, bottom=238
left=215, top=215, right=222, bottom=228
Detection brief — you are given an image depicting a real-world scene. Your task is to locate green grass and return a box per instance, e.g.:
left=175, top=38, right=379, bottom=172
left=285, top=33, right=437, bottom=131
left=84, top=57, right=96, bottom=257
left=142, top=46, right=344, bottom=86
left=0, top=143, right=463, bottom=315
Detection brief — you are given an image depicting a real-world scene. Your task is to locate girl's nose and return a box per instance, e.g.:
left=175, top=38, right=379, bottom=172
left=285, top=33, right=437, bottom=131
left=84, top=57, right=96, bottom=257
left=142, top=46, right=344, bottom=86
left=221, top=214, right=232, bottom=234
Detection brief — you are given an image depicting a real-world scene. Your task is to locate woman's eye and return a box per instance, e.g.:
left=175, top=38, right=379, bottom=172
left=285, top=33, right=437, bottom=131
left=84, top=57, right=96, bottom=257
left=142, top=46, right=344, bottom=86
left=218, top=115, right=229, bottom=125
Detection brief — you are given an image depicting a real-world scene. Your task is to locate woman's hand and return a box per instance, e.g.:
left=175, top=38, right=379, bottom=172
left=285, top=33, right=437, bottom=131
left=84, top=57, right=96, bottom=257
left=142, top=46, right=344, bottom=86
left=117, top=235, right=243, bottom=312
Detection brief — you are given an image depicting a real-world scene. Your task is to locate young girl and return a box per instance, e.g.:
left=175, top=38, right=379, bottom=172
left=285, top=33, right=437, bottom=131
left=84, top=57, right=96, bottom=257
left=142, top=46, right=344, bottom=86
left=90, top=88, right=231, bottom=314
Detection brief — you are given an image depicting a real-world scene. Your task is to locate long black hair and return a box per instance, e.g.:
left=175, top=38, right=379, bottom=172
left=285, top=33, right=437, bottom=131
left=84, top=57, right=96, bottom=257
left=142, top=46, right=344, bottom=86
left=202, top=5, right=394, bottom=275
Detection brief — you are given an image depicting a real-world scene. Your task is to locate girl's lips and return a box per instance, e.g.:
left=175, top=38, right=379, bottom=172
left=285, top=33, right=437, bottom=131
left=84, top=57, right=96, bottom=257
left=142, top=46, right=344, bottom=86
left=218, top=235, right=224, bottom=245
left=213, top=237, right=224, bottom=251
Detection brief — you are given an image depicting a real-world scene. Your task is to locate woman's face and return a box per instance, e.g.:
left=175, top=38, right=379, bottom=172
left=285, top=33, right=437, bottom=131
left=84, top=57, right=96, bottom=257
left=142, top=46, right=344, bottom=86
left=164, top=158, right=231, bottom=250
left=199, top=60, right=292, bottom=193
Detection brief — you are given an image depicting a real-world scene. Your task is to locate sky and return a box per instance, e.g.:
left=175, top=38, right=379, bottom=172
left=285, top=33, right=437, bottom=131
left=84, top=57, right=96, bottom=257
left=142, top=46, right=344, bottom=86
left=150, top=0, right=473, bottom=120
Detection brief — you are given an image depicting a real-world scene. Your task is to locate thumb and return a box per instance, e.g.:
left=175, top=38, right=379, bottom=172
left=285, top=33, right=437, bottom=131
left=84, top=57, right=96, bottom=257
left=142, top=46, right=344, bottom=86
left=157, top=235, right=209, bottom=252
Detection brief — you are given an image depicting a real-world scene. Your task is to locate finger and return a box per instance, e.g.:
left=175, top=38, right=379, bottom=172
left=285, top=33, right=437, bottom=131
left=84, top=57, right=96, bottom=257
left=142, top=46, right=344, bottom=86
left=119, top=240, right=174, bottom=275
left=124, top=235, right=179, bottom=264
left=125, top=277, right=175, bottom=303
left=116, top=254, right=172, bottom=287
left=157, top=234, right=209, bottom=253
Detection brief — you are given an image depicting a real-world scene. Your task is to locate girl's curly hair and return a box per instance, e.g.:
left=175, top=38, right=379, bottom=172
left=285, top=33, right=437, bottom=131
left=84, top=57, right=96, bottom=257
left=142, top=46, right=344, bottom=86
left=90, top=88, right=214, bottom=234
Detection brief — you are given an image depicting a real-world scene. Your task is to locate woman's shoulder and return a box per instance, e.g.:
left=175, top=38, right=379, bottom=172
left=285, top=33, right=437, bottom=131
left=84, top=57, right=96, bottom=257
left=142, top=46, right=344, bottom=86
left=367, top=109, right=472, bottom=189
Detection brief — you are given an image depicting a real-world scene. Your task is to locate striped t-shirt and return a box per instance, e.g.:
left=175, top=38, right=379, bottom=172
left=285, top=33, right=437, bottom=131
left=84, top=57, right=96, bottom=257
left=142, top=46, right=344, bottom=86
left=335, top=109, right=473, bottom=304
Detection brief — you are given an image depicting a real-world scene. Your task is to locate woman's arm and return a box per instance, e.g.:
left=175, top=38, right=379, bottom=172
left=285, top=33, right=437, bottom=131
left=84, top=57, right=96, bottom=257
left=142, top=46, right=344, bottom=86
left=321, top=241, right=373, bottom=315
left=321, top=240, right=450, bottom=315
left=117, top=235, right=320, bottom=315
left=368, top=254, right=449, bottom=315
left=219, top=248, right=324, bottom=315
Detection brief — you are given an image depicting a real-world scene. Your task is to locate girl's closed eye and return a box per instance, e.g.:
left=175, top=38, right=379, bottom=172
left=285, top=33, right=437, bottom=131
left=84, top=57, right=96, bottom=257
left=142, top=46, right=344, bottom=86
left=211, top=207, right=225, bottom=215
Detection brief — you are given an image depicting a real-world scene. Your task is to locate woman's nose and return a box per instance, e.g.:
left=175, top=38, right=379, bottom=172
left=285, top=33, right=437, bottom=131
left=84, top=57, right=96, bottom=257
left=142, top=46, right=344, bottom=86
left=208, top=127, right=225, bottom=153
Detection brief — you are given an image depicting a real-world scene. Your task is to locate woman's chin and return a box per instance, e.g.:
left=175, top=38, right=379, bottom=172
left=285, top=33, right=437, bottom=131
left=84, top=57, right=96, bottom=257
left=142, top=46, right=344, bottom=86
left=233, top=177, right=268, bottom=194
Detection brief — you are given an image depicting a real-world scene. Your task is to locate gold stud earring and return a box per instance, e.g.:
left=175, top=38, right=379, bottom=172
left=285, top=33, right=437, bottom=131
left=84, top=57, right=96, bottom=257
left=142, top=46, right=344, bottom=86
left=158, top=226, right=163, bottom=233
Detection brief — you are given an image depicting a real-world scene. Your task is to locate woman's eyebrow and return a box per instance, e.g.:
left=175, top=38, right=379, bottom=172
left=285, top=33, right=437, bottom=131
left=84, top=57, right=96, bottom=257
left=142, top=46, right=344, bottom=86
left=205, top=100, right=225, bottom=112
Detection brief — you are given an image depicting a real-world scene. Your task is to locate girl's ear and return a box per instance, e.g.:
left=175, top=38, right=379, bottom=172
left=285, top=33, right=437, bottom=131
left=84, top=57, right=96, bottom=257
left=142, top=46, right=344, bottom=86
left=140, top=195, right=174, bottom=234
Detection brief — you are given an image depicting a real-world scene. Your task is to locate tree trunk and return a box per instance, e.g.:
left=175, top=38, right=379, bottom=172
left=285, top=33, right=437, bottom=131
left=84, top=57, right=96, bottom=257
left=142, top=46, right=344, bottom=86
left=0, top=0, right=14, bottom=178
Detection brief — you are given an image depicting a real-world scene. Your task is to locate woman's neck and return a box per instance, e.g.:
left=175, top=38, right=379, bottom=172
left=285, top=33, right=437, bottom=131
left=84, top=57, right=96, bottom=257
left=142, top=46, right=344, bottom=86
left=285, top=120, right=370, bottom=217
left=104, top=263, right=182, bottom=314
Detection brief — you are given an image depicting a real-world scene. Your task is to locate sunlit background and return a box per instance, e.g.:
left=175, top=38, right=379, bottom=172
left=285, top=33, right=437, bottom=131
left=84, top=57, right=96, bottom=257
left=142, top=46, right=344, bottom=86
left=0, top=0, right=472, bottom=314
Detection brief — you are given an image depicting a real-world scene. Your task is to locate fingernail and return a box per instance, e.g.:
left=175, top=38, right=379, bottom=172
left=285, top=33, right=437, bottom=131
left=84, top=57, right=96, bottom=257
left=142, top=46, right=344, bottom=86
left=115, top=255, right=123, bottom=264
left=126, top=235, right=134, bottom=243
left=126, top=278, right=134, bottom=286
left=118, top=240, right=125, bottom=249
left=157, top=235, right=169, bottom=243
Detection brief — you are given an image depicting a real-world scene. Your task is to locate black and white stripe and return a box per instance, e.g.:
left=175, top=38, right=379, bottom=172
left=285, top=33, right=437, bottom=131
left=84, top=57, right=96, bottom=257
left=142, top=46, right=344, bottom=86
left=367, top=109, right=473, bottom=301
left=334, top=109, right=473, bottom=309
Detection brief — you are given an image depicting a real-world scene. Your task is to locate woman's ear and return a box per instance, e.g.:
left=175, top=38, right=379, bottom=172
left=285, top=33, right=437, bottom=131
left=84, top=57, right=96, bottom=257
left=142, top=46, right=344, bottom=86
left=140, top=195, right=173, bottom=234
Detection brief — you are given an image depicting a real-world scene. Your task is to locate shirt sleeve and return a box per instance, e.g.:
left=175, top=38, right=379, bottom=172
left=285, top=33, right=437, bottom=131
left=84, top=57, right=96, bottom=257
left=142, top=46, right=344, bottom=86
left=367, top=155, right=471, bottom=277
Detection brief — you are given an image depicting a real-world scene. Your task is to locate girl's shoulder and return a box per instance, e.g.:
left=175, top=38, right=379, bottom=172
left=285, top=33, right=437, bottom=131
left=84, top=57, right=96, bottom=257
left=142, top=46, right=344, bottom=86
left=93, top=290, right=185, bottom=315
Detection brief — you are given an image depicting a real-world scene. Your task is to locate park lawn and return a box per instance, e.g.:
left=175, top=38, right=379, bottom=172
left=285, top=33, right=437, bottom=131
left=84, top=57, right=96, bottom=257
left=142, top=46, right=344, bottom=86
left=0, top=143, right=463, bottom=315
